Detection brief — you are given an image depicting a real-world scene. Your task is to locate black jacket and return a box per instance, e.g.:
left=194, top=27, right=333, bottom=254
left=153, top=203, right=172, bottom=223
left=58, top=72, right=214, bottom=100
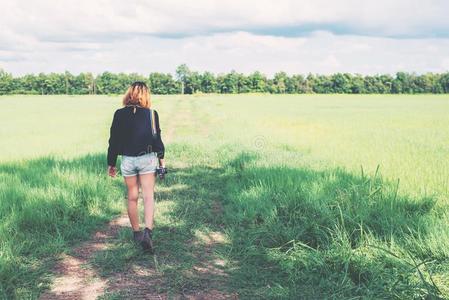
left=107, top=106, right=165, bottom=166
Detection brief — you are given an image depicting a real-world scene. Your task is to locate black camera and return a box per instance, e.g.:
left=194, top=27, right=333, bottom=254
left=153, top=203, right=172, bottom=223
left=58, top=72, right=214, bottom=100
left=156, top=166, right=167, bottom=179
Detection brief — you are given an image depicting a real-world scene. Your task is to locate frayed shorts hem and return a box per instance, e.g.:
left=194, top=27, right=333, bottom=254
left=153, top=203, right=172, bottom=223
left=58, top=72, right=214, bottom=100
left=122, top=170, right=156, bottom=177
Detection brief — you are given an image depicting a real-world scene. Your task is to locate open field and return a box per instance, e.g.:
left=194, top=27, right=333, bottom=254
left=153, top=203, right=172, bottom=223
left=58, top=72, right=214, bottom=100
left=1, top=94, right=449, bottom=299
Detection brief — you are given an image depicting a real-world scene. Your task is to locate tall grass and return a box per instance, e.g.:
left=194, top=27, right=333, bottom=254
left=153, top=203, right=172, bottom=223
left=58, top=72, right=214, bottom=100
left=0, top=155, right=123, bottom=298
left=0, top=94, right=448, bottom=298
left=221, top=152, right=449, bottom=298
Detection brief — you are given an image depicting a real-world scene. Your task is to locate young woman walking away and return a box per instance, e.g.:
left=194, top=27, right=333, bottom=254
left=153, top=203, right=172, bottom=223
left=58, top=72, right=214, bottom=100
left=107, top=81, right=166, bottom=252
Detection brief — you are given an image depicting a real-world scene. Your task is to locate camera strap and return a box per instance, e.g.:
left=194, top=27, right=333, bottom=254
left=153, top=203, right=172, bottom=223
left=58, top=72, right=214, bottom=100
left=149, top=109, right=157, bottom=137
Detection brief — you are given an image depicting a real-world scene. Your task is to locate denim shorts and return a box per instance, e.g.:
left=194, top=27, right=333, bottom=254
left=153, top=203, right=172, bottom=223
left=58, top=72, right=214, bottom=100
left=120, top=152, right=158, bottom=177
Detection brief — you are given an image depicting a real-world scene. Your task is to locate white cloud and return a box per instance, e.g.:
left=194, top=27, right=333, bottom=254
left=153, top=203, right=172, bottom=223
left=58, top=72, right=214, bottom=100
left=2, top=0, right=448, bottom=39
left=1, top=0, right=449, bottom=75
left=2, top=31, right=449, bottom=76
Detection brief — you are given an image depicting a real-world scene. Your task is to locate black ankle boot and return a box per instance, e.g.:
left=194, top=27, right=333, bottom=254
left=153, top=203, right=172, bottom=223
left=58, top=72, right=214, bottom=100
left=133, top=230, right=143, bottom=243
left=141, top=227, right=153, bottom=252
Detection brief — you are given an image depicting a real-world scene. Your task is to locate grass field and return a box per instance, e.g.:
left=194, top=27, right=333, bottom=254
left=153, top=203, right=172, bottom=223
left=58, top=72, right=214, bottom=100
left=1, top=94, right=449, bottom=299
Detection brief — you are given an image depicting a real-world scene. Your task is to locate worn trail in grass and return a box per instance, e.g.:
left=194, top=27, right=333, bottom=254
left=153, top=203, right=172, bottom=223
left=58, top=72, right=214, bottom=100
left=39, top=96, right=236, bottom=299
left=1, top=94, right=449, bottom=299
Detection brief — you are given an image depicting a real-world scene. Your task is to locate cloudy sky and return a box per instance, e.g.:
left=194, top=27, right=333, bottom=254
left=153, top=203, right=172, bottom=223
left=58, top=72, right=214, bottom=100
left=1, top=0, right=449, bottom=76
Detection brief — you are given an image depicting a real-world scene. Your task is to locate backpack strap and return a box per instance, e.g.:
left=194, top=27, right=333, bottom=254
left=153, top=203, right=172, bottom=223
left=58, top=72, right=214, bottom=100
left=149, top=109, right=157, bottom=137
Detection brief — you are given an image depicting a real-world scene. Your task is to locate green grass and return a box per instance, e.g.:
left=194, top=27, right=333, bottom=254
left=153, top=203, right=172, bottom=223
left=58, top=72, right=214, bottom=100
left=1, top=94, right=449, bottom=299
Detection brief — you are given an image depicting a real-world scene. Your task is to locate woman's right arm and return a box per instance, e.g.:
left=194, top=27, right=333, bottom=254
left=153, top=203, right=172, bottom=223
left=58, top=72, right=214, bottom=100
left=107, top=111, right=119, bottom=175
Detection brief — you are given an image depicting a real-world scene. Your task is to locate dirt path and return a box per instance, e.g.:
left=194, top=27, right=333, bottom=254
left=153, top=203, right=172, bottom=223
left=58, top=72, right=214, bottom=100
left=40, top=97, right=237, bottom=300
left=39, top=216, right=129, bottom=299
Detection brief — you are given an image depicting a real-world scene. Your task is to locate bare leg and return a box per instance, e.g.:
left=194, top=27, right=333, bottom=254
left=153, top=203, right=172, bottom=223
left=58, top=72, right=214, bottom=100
left=124, top=175, right=140, bottom=231
left=139, top=173, right=157, bottom=229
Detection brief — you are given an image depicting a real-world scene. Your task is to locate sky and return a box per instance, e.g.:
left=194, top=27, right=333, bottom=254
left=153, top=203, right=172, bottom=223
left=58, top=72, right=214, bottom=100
left=1, top=0, right=449, bottom=76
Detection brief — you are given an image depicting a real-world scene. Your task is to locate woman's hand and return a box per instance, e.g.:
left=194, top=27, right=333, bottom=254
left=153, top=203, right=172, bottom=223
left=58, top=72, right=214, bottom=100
left=157, top=159, right=167, bottom=179
left=108, top=166, right=116, bottom=177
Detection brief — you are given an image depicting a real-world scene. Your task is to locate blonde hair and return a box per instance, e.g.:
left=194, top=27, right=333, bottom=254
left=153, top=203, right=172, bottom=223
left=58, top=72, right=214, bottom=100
left=122, top=81, right=151, bottom=108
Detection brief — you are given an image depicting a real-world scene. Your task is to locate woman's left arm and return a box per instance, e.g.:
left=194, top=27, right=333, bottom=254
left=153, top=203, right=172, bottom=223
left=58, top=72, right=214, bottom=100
left=154, top=110, right=165, bottom=166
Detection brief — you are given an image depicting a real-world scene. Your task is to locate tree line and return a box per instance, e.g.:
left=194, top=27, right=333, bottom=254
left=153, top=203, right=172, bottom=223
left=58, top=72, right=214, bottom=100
left=1, top=64, right=449, bottom=95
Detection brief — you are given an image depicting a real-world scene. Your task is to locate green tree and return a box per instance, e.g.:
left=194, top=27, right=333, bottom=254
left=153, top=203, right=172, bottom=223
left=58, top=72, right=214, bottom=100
left=331, top=73, right=352, bottom=93
left=2, top=67, right=449, bottom=95
left=200, top=72, right=217, bottom=93
left=96, top=72, right=131, bottom=94
left=311, top=75, right=333, bottom=93
left=248, top=71, right=267, bottom=92
left=184, top=71, right=201, bottom=94
left=0, top=69, right=14, bottom=95
left=236, top=73, right=251, bottom=93
left=218, top=71, right=240, bottom=93
left=176, top=64, right=191, bottom=94
left=440, top=72, right=449, bottom=93
left=149, top=73, right=179, bottom=94
left=273, top=72, right=288, bottom=93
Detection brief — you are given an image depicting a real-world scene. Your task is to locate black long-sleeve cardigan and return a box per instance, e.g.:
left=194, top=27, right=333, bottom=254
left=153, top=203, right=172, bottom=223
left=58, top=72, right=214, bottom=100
left=107, top=105, right=165, bottom=167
